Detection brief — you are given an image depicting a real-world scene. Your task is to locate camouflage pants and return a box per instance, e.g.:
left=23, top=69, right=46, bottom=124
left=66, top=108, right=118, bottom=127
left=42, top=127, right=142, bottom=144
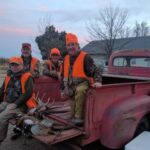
left=71, top=81, right=89, bottom=119
left=0, top=102, right=22, bottom=142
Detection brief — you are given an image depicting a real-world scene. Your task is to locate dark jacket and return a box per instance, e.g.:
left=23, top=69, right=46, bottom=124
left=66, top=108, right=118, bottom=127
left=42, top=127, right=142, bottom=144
left=43, top=60, right=62, bottom=79
left=61, top=51, right=102, bottom=90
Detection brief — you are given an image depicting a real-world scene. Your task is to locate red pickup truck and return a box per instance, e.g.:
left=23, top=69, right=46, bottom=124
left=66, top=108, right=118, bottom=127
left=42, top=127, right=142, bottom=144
left=31, top=49, right=150, bottom=149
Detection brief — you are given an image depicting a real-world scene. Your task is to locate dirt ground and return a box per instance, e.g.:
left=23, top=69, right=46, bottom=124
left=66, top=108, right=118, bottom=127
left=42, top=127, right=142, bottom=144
left=0, top=125, right=109, bottom=150
left=1, top=127, right=113, bottom=150
left=0, top=125, right=57, bottom=150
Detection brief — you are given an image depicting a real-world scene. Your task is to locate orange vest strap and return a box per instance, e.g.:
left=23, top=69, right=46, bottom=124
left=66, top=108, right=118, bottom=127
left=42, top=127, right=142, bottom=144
left=21, top=72, right=31, bottom=93
left=31, top=57, right=39, bottom=72
left=4, top=76, right=11, bottom=92
left=46, top=60, right=52, bottom=71
left=64, top=55, right=70, bottom=78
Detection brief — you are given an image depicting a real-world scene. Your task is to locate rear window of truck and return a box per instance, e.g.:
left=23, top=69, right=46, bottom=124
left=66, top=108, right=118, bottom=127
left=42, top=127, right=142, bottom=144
left=113, top=57, right=150, bottom=67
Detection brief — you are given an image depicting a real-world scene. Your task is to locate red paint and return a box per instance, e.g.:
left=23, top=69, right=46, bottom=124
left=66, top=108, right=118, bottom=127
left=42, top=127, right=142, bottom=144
left=33, top=75, right=150, bottom=149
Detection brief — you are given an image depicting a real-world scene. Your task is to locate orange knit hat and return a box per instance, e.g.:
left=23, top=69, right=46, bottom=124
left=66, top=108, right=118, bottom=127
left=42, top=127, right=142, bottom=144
left=65, top=33, right=78, bottom=45
left=9, top=56, right=23, bottom=65
left=50, top=48, right=61, bottom=56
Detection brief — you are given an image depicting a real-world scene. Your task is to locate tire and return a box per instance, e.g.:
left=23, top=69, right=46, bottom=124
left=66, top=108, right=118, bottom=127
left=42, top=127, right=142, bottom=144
left=134, top=116, right=150, bottom=137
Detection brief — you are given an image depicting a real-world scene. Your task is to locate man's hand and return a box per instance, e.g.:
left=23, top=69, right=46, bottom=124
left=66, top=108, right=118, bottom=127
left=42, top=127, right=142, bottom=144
left=61, top=91, right=68, bottom=99
left=50, top=71, right=57, bottom=76
left=6, top=103, right=17, bottom=110
left=57, top=72, right=61, bottom=80
left=61, top=91, right=66, bottom=99
left=91, top=82, right=102, bottom=88
left=28, top=108, right=37, bottom=115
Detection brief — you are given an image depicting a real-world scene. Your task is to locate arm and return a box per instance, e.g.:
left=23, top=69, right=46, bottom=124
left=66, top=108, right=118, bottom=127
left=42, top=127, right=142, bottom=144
left=84, top=54, right=102, bottom=82
left=84, top=55, right=102, bottom=87
left=60, top=63, right=65, bottom=90
left=60, top=62, right=67, bottom=98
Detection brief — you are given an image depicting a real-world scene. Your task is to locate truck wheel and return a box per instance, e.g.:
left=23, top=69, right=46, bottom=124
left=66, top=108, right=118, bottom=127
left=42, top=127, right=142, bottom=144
left=134, top=117, right=150, bottom=137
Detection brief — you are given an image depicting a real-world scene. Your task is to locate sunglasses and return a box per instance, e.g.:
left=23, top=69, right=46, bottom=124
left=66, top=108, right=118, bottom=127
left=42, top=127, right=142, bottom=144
left=67, top=43, right=78, bottom=46
left=10, top=63, right=20, bottom=66
left=51, top=54, right=60, bottom=56
left=22, top=47, right=31, bottom=51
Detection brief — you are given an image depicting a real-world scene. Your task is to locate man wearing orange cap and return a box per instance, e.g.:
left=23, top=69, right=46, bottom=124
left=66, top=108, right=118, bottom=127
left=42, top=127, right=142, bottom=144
left=21, top=43, right=40, bottom=78
left=0, top=56, right=36, bottom=143
left=61, top=33, right=102, bottom=125
left=43, top=48, right=62, bottom=80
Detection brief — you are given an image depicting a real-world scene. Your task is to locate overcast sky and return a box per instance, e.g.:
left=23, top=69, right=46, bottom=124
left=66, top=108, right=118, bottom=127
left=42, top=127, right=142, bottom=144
left=0, top=0, right=150, bottom=59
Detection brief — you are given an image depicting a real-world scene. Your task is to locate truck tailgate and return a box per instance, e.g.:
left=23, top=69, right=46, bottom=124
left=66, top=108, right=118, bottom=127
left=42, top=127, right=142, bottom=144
left=33, top=128, right=83, bottom=144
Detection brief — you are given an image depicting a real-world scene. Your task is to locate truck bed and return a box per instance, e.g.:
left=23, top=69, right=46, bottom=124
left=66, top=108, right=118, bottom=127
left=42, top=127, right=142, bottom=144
left=32, top=76, right=150, bottom=148
left=102, top=73, right=150, bottom=84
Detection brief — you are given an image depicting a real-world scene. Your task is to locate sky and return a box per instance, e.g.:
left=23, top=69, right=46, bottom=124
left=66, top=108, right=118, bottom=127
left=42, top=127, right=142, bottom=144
left=0, top=0, right=150, bottom=59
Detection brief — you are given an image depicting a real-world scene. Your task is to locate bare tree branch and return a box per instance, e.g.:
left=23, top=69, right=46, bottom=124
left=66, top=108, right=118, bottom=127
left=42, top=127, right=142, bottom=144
left=133, top=21, right=150, bottom=37
left=38, top=15, right=52, bottom=34
left=87, top=6, right=129, bottom=59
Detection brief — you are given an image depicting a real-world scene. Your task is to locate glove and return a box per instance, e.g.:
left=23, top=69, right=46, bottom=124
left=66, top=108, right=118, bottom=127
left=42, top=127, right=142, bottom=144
left=91, top=82, right=102, bottom=88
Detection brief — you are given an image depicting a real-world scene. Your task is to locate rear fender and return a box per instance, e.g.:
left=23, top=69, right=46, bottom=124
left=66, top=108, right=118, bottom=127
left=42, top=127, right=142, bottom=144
left=100, top=95, right=150, bottom=149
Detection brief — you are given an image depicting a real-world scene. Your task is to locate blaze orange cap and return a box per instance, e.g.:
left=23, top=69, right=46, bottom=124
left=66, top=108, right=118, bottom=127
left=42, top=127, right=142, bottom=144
left=9, top=56, right=23, bottom=65
left=65, top=33, right=78, bottom=45
left=22, top=43, right=31, bottom=50
left=50, top=48, right=61, bottom=56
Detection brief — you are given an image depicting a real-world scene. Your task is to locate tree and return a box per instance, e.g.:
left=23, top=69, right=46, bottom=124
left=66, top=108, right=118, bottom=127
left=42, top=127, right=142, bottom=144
left=119, top=27, right=131, bottom=38
left=35, top=25, right=67, bottom=60
left=133, top=21, right=149, bottom=37
left=87, top=6, right=129, bottom=59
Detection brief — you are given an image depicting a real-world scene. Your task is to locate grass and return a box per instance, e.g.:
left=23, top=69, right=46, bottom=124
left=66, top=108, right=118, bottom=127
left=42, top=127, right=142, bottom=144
left=0, top=65, right=7, bottom=86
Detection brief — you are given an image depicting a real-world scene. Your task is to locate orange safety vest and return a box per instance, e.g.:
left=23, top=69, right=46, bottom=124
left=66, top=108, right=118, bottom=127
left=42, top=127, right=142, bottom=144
left=30, top=57, right=39, bottom=73
left=4, top=72, right=37, bottom=108
left=64, top=51, right=94, bottom=84
left=46, top=60, right=62, bottom=73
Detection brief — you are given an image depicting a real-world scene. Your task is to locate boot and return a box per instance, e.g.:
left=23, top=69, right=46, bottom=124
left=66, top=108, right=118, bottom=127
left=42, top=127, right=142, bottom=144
left=71, top=118, right=83, bottom=126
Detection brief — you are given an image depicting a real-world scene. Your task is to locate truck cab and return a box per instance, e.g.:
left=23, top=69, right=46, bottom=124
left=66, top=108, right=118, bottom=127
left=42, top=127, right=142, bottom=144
left=108, top=49, right=150, bottom=78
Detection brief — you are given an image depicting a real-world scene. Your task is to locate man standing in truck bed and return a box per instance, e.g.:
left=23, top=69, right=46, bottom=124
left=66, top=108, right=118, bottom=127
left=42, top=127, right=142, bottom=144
left=21, top=43, right=40, bottom=78
left=61, top=33, right=102, bottom=125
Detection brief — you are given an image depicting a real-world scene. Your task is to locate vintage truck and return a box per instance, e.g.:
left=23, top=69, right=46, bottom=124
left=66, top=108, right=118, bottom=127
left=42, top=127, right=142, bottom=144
left=107, top=49, right=150, bottom=78
left=31, top=49, right=150, bottom=149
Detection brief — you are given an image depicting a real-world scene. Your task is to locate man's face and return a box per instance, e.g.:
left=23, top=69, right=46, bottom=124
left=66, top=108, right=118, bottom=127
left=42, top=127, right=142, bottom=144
left=51, top=54, right=60, bottom=63
left=10, top=63, right=23, bottom=73
left=66, top=43, right=79, bottom=56
left=21, top=47, right=31, bottom=57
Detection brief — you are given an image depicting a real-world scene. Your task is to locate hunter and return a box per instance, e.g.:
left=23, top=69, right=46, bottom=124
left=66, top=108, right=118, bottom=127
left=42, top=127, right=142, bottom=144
left=61, top=33, right=102, bottom=125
